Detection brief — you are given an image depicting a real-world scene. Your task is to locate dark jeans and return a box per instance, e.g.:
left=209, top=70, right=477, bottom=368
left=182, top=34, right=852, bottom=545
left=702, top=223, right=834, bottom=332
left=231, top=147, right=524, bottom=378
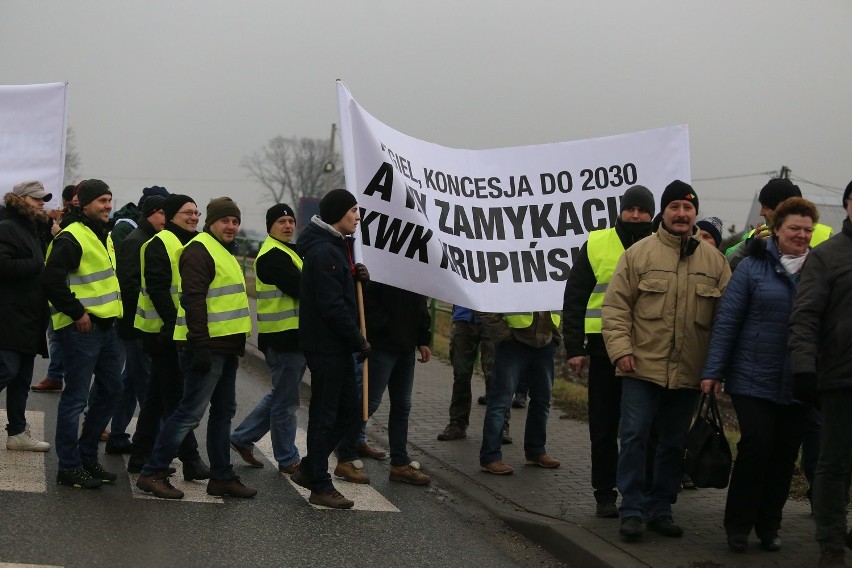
left=814, top=389, right=852, bottom=553
left=46, top=321, right=64, bottom=382
left=800, top=407, right=822, bottom=500
left=617, top=378, right=698, bottom=521
left=447, top=321, right=494, bottom=428
left=108, top=338, right=151, bottom=446
left=480, top=339, right=555, bottom=465
left=339, top=349, right=416, bottom=466
left=131, top=339, right=199, bottom=463
left=298, top=351, right=360, bottom=492
left=141, top=352, right=238, bottom=481
left=54, top=325, right=123, bottom=470
left=587, top=353, right=621, bottom=501
left=0, top=350, right=35, bottom=435
left=724, top=394, right=806, bottom=538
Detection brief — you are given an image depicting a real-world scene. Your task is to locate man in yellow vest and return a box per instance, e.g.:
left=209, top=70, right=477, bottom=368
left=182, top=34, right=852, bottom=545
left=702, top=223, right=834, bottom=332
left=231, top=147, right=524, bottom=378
left=230, top=203, right=306, bottom=475
left=478, top=310, right=562, bottom=475
left=42, top=179, right=124, bottom=489
left=136, top=197, right=255, bottom=500
left=127, top=194, right=208, bottom=480
left=562, top=185, right=655, bottom=517
left=726, top=178, right=833, bottom=270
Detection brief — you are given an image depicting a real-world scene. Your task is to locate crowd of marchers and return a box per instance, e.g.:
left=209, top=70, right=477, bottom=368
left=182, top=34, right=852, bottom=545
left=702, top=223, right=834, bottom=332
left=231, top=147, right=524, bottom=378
left=1, top=175, right=851, bottom=567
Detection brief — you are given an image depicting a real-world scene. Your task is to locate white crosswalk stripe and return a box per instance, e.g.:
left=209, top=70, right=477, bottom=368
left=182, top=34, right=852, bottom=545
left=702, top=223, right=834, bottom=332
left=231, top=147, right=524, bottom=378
left=0, top=563, right=63, bottom=567
left=0, top=410, right=48, bottom=493
left=255, top=428, right=400, bottom=512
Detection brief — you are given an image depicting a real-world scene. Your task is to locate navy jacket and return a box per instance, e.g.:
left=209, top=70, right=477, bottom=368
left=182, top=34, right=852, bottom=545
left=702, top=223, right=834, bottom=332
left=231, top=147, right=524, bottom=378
left=702, top=237, right=799, bottom=404
left=298, top=216, right=365, bottom=354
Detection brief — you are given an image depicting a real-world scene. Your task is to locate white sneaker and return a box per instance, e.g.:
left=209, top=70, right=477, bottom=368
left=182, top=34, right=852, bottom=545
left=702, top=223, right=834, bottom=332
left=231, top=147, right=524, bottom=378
left=6, top=431, right=50, bottom=452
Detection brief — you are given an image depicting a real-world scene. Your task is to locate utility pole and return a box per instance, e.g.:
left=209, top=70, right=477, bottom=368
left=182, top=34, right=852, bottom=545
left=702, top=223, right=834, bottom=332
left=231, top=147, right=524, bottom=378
left=778, top=165, right=791, bottom=179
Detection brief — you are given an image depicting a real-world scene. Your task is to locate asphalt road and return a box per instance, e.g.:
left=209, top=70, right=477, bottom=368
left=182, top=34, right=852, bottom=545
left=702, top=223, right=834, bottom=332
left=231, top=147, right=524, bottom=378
left=0, top=354, right=564, bottom=568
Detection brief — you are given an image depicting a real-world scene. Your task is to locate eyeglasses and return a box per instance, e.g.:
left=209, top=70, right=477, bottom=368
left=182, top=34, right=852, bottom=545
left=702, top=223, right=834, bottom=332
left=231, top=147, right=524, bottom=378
left=177, top=210, right=201, bottom=217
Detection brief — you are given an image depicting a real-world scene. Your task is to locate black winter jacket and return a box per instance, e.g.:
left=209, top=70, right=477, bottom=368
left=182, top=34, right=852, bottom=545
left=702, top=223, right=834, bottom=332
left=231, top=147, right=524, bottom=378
left=256, top=240, right=302, bottom=353
left=298, top=216, right=366, bottom=354
left=562, top=218, right=652, bottom=359
left=789, top=218, right=852, bottom=391
left=0, top=195, right=50, bottom=355
left=364, top=282, right=431, bottom=353
left=115, top=216, right=158, bottom=339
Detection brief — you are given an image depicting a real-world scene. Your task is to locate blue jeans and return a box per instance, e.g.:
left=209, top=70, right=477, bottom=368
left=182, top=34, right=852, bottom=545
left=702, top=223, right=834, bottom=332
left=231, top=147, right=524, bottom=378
left=617, top=377, right=699, bottom=520
left=54, top=325, right=123, bottom=470
left=480, top=339, right=555, bottom=465
left=0, top=350, right=35, bottom=435
left=231, top=348, right=305, bottom=468
left=108, top=338, right=151, bottom=446
left=46, top=321, right=64, bottom=382
left=299, top=351, right=360, bottom=492
left=142, top=352, right=239, bottom=481
left=339, top=349, right=416, bottom=466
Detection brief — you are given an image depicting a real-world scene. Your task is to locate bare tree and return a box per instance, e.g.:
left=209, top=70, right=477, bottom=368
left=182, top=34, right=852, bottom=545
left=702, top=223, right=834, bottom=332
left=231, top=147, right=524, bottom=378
left=64, top=127, right=81, bottom=185
left=241, top=136, right=344, bottom=206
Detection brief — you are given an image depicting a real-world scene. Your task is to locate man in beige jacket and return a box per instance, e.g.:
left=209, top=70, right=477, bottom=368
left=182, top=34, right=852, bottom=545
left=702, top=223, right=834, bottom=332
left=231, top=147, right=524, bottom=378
left=602, top=180, right=731, bottom=541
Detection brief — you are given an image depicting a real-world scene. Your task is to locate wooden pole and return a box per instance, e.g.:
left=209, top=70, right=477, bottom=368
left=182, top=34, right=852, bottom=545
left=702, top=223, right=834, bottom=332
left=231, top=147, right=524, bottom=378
left=356, top=280, right=368, bottom=420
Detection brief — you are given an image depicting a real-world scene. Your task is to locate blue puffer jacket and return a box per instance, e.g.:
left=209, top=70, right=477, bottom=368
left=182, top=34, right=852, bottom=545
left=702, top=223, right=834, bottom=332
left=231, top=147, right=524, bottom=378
left=702, top=237, right=800, bottom=404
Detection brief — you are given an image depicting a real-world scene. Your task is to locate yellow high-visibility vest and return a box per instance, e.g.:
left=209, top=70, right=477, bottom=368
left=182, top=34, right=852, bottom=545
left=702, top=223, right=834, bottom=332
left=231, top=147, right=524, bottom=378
left=254, top=236, right=302, bottom=334
left=811, top=224, right=832, bottom=247
left=584, top=228, right=625, bottom=334
left=134, top=230, right=189, bottom=333
left=173, top=232, right=251, bottom=340
left=46, top=222, right=122, bottom=330
left=503, top=312, right=561, bottom=329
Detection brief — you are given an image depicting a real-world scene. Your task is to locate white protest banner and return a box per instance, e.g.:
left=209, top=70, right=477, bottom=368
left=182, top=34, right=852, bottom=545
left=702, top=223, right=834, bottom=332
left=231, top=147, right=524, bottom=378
left=0, top=82, right=69, bottom=208
left=337, top=81, right=690, bottom=312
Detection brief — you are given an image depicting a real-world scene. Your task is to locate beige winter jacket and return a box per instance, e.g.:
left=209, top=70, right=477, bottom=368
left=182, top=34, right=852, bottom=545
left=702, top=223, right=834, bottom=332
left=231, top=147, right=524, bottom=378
left=601, top=227, right=731, bottom=389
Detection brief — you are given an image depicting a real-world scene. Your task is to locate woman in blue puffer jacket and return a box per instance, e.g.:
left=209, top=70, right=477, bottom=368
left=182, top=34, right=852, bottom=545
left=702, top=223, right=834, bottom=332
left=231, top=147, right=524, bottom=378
left=702, top=197, right=819, bottom=554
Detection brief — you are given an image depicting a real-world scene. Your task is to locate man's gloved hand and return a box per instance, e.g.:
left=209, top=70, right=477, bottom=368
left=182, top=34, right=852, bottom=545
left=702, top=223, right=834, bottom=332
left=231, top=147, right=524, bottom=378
left=189, top=348, right=212, bottom=374
left=356, top=340, right=371, bottom=363
left=157, top=325, right=175, bottom=347
left=353, top=263, right=370, bottom=283
left=793, top=372, right=820, bottom=408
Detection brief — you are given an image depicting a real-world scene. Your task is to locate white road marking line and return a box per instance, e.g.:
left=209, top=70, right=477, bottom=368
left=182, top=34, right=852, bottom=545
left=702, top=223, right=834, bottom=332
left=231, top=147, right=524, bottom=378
left=254, top=429, right=399, bottom=512
left=0, top=410, right=48, bottom=493
left=0, top=563, right=63, bottom=567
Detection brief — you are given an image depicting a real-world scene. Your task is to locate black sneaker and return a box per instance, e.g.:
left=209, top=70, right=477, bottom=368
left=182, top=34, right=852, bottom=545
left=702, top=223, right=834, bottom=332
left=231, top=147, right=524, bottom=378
left=619, top=516, right=644, bottom=540
left=501, top=425, right=513, bottom=444
left=104, top=441, right=133, bottom=455
left=647, top=516, right=683, bottom=537
left=182, top=459, right=211, bottom=481
left=57, top=467, right=101, bottom=489
left=437, top=423, right=467, bottom=441
left=84, top=462, right=118, bottom=484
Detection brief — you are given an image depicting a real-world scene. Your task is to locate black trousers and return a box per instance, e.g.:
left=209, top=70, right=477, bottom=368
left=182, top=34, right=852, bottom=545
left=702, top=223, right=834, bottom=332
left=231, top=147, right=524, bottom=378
left=587, top=353, right=621, bottom=500
left=724, top=394, right=806, bottom=538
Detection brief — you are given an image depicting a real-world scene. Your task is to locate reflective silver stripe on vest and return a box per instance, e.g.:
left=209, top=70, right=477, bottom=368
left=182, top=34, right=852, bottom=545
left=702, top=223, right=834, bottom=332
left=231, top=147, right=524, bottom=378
left=256, top=289, right=284, bottom=300
left=206, top=283, right=245, bottom=298
left=592, top=283, right=608, bottom=294
left=79, top=291, right=121, bottom=307
left=207, top=308, right=251, bottom=323
left=585, top=308, right=602, bottom=318
left=176, top=316, right=186, bottom=326
left=68, top=267, right=116, bottom=286
left=256, top=308, right=299, bottom=322
left=136, top=306, right=161, bottom=319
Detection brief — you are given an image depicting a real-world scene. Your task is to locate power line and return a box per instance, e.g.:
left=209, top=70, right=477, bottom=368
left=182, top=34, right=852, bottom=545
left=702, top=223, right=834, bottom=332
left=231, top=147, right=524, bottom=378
left=692, top=171, right=776, bottom=182
left=788, top=175, right=844, bottom=193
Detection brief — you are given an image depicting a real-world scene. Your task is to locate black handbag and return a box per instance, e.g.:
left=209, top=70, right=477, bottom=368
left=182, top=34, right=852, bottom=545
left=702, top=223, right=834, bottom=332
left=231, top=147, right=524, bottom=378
left=683, top=392, right=733, bottom=489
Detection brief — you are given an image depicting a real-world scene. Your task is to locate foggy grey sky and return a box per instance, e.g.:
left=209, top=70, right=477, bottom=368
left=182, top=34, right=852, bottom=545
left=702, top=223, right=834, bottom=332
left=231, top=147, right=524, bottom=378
left=3, top=1, right=850, bottom=234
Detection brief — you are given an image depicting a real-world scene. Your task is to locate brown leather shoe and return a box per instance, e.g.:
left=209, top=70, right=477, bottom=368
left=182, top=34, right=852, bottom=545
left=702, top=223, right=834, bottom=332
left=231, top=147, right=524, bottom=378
left=480, top=460, right=514, bottom=475
left=525, top=454, right=560, bottom=468
left=207, top=476, right=257, bottom=498
left=334, top=461, right=370, bottom=484
left=437, top=423, right=467, bottom=441
left=31, top=378, right=62, bottom=392
left=230, top=442, right=264, bottom=468
left=279, top=461, right=300, bottom=475
left=309, top=488, right=354, bottom=509
left=137, top=471, right=184, bottom=499
left=389, top=464, right=431, bottom=486
left=357, top=442, right=386, bottom=460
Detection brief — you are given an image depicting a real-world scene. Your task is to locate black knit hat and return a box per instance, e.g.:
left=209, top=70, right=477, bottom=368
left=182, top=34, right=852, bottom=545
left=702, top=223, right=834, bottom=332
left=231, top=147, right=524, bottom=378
left=620, top=185, right=655, bottom=216
left=205, top=197, right=241, bottom=227
left=162, top=194, right=196, bottom=221
left=696, top=216, right=724, bottom=247
left=758, top=178, right=801, bottom=210
left=319, top=189, right=357, bottom=224
left=660, top=180, right=699, bottom=214
left=76, top=179, right=111, bottom=208
left=138, top=185, right=170, bottom=209
left=843, top=180, right=852, bottom=208
left=141, top=195, right=167, bottom=218
left=266, top=203, right=296, bottom=233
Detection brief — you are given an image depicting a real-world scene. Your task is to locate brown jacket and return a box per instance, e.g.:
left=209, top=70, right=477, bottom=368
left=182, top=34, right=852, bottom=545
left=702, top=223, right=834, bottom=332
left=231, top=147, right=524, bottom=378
left=601, top=227, right=730, bottom=389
